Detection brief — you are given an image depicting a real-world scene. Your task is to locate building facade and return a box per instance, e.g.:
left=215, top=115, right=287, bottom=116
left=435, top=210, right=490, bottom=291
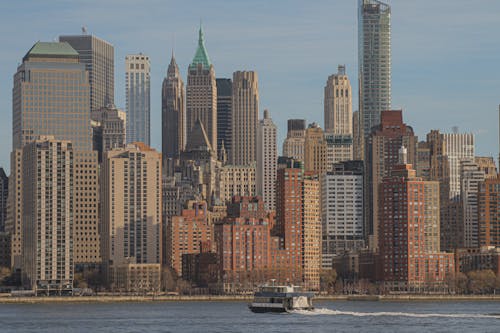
left=365, top=110, right=417, bottom=250
left=166, top=201, right=212, bottom=276
left=59, top=34, right=114, bottom=111
left=218, top=164, right=256, bottom=204
left=162, top=54, right=185, bottom=166
left=324, top=65, right=352, bottom=136
left=460, top=159, right=485, bottom=248
left=0, top=168, right=7, bottom=232
left=125, top=54, right=151, bottom=145
left=22, top=137, right=74, bottom=295
left=216, top=78, right=232, bottom=160
left=358, top=0, right=391, bottom=143
left=321, top=161, right=364, bottom=269
left=101, top=143, right=162, bottom=289
left=379, top=157, right=453, bottom=290
left=283, top=119, right=306, bottom=162
left=231, top=71, right=259, bottom=166
left=186, top=27, right=217, bottom=155
left=478, top=176, right=500, bottom=247
left=91, top=104, right=126, bottom=162
left=304, top=123, right=328, bottom=175
left=256, top=110, right=277, bottom=211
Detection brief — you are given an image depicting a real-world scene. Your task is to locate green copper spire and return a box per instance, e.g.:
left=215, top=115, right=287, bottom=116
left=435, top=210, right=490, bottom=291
left=189, top=25, right=212, bottom=70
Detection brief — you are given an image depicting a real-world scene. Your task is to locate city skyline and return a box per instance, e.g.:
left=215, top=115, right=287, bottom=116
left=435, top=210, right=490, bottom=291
left=0, top=0, right=499, bottom=172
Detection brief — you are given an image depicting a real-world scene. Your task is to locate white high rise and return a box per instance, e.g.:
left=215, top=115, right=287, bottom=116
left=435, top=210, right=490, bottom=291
left=443, top=132, right=475, bottom=200
left=22, top=137, right=74, bottom=295
left=321, top=161, right=364, bottom=269
left=125, top=54, right=151, bottom=145
left=257, top=109, right=277, bottom=211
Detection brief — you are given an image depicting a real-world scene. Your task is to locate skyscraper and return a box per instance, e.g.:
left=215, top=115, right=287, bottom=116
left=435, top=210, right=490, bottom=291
left=324, top=65, right=353, bottom=164
left=321, top=161, right=364, bottom=269
left=10, top=42, right=98, bottom=269
left=358, top=0, right=391, bottom=143
left=13, top=42, right=91, bottom=151
left=460, top=159, right=485, bottom=248
left=324, top=65, right=352, bottom=135
left=379, top=149, right=453, bottom=291
left=59, top=33, right=114, bottom=111
left=162, top=53, right=185, bottom=168
left=125, top=54, right=151, bottom=145
left=232, top=71, right=259, bottom=165
left=186, top=26, right=217, bottom=155
left=256, top=109, right=277, bottom=211
left=101, top=143, right=162, bottom=290
left=216, top=78, right=232, bottom=159
left=22, top=137, right=74, bottom=295
left=365, top=110, right=417, bottom=250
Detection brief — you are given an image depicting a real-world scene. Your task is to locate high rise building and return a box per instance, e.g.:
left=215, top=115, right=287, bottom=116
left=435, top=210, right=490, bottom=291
left=101, top=143, right=162, bottom=290
left=231, top=71, right=259, bottom=166
left=187, top=26, right=217, bottom=155
left=283, top=119, right=306, bottom=161
left=304, top=123, right=328, bottom=175
left=460, top=159, right=485, bottom=248
left=443, top=132, right=475, bottom=200
left=13, top=42, right=91, bottom=151
left=10, top=41, right=98, bottom=269
left=91, top=104, right=126, bottom=162
left=256, top=109, right=277, bottom=211
left=125, top=54, right=151, bottom=145
left=22, top=137, right=74, bottom=295
left=358, top=0, right=391, bottom=145
left=379, top=149, right=453, bottom=290
left=478, top=176, right=500, bottom=247
left=321, top=161, right=364, bottom=269
left=427, top=130, right=474, bottom=251
left=0, top=168, right=7, bottom=233
left=216, top=78, right=232, bottom=160
left=324, top=66, right=355, bottom=164
left=302, top=173, right=321, bottom=291
left=162, top=53, right=185, bottom=167
left=275, top=160, right=303, bottom=284
left=166, top=201, right=212, bottom=276
left=215, top=197, right=271, bottom=286
left=324, top=65, right=352, bottom=135
left=275, top=158, right=321, bottom=290
left=59, top=34, right=114, bottom=111
left=365, top=110, right=417, bottom=250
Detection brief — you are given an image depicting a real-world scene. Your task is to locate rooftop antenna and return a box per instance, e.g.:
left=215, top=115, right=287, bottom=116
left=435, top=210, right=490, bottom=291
left=82, top=26, right=87, bottom=34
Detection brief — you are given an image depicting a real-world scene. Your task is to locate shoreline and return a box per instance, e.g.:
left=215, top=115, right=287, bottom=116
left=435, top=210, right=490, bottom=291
left=2, top=294, right=500, bottom=304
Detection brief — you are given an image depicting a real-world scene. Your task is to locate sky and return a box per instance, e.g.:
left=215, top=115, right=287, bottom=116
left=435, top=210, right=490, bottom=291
left=0, top=0, right=499, bottom=172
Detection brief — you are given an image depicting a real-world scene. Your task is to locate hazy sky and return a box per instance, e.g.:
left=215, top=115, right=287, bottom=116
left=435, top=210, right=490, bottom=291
left=1, top=0, right=499, bottom=171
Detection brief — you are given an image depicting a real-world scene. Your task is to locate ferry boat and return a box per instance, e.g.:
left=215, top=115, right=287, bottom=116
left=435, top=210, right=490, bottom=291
left=248, top=282, right=314, bottom=313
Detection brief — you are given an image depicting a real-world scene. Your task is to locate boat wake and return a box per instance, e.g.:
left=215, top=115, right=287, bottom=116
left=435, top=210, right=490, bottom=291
left=291, top=308, right=500, bottom=319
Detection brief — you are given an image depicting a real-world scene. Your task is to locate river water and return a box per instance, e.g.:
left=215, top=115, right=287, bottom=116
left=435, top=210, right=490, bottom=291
left=1, top=300, right=499, bottom=332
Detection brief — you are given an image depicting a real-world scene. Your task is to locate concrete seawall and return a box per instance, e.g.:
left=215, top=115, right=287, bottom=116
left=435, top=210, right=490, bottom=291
left=2, top=294, right=500, bottom=304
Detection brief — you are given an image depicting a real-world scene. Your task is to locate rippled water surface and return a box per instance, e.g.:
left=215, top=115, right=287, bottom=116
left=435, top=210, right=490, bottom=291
left=1, top=300, right=500, bottom=332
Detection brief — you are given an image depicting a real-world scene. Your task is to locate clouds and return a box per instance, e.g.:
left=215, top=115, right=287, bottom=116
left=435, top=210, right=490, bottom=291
left=0, top=0, right=499, bottom=171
